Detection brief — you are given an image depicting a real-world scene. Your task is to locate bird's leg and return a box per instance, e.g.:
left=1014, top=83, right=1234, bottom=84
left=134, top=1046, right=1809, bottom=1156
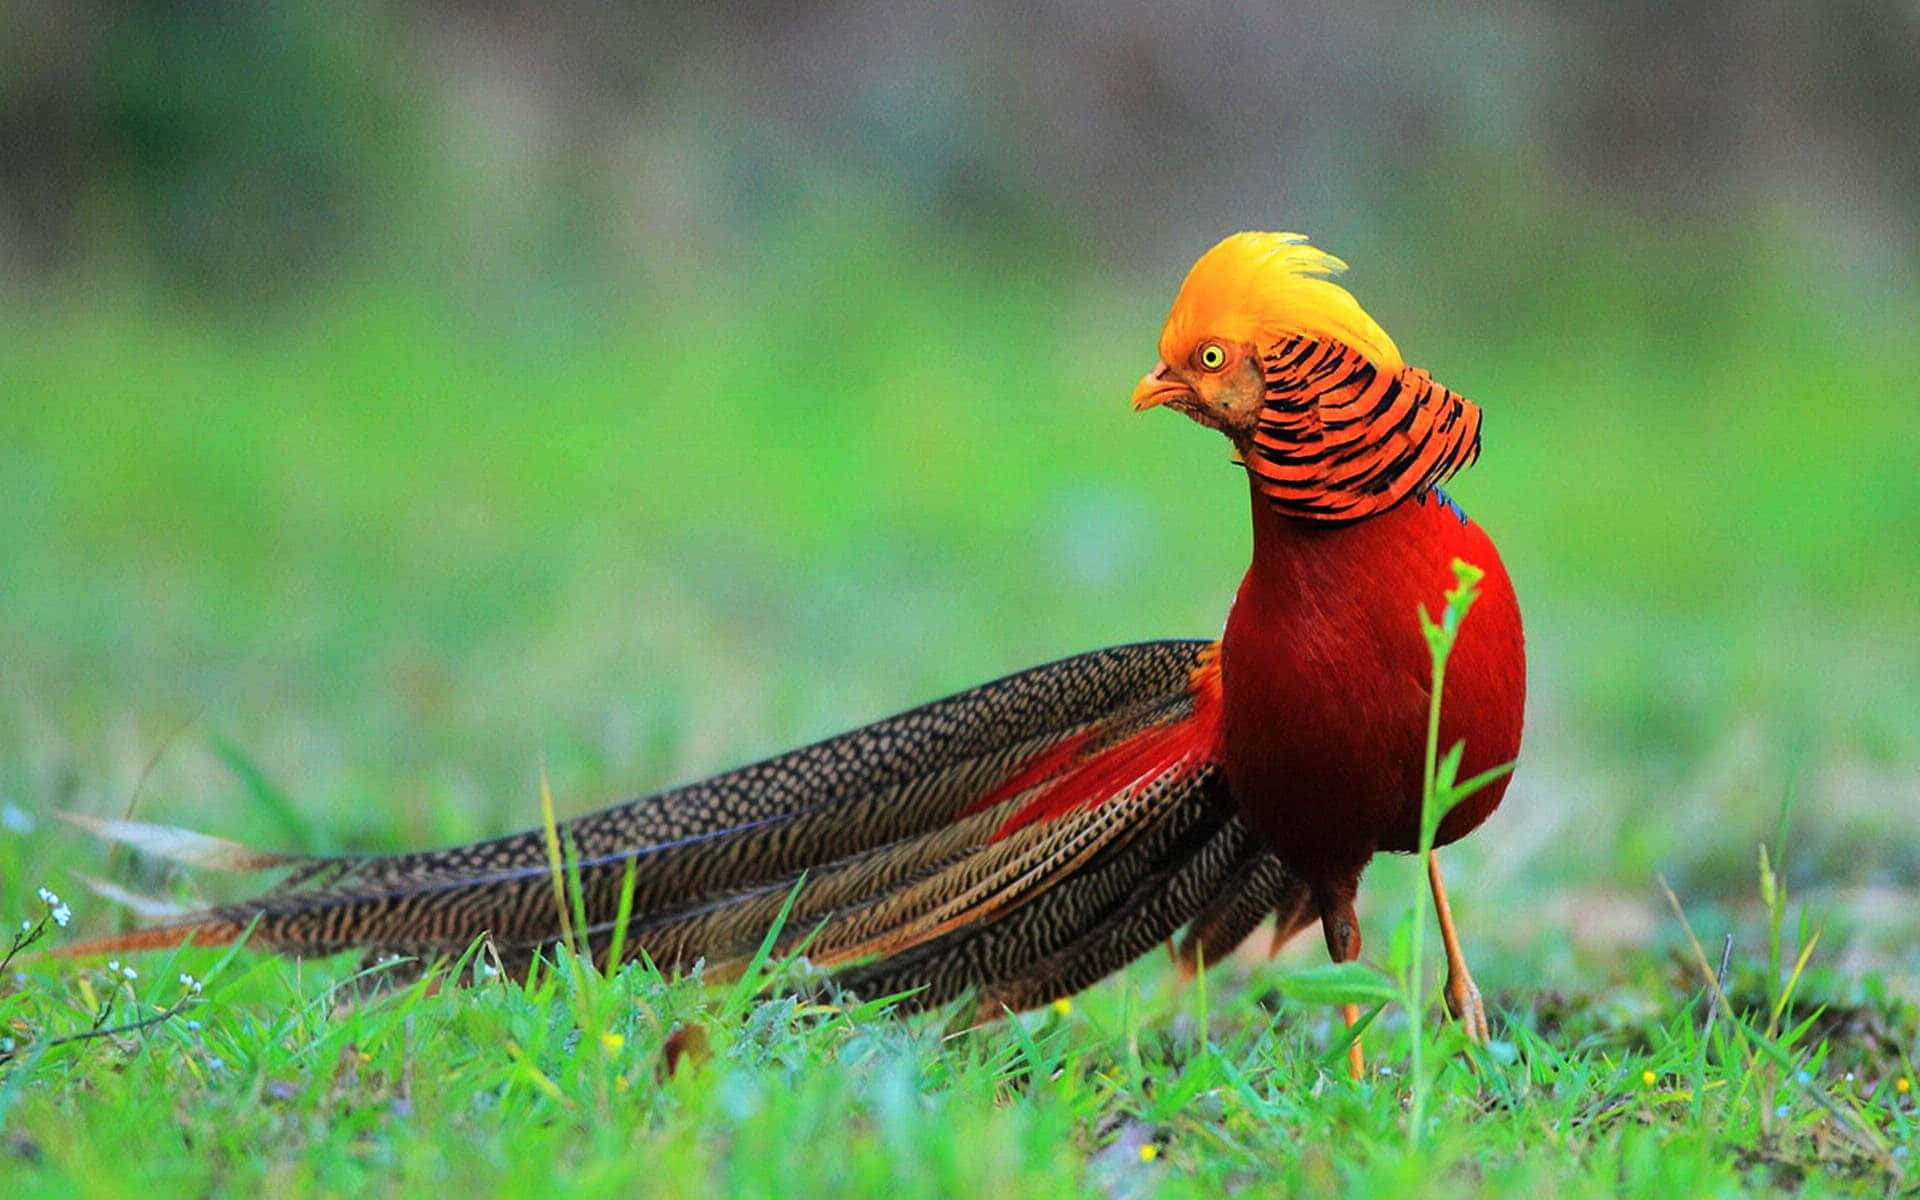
left=1426, top=850, right=1489, bottom=1042
left=1319, top=895, right=1365, bottom=1081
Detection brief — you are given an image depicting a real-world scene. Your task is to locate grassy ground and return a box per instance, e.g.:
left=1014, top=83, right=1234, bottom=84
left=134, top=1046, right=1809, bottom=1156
left=1, top=224, right=1916, bottom=1195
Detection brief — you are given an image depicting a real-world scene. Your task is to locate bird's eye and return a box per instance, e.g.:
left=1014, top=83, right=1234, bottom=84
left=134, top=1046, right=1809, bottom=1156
left=1196, top=343, right=1228, bottom=371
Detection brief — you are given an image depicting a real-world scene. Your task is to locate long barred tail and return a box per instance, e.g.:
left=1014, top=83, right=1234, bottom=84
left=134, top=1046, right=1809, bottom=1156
left=62, top=641, right=1307, bottom=1013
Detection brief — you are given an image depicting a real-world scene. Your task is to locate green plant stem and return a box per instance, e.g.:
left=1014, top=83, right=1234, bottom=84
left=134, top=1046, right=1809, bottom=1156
left=1405, top=559, right=1485, bottom=1147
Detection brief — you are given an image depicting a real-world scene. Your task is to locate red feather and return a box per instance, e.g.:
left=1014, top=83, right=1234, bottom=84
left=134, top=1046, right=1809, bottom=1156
left=969, top=649, right=1225, bottom=840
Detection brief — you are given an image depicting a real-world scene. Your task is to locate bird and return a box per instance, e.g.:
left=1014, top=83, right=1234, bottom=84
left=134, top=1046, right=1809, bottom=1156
left=61, top=232, right=1525, bottom=1071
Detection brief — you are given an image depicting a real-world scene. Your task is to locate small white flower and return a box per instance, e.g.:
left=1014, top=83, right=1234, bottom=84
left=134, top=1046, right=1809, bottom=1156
left=178, top=973, right=202, bottom=994
left=0, top=803, right=34, bottom=833
left=120, top=964, right=137, bottom=980
left=20, top=920, right=31, bottom=932
left=51, top=904, right=71, bottom=928
left=36, top=886, right=58, bottom=906
left=0, top=1037, right=12, bottom=1053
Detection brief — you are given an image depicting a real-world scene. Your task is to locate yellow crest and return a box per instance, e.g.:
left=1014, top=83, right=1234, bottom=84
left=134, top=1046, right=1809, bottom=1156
left=1158, top=232, right=1403, bottom=372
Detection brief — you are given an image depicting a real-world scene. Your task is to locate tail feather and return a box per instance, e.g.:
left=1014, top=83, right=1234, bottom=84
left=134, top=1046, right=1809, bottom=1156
left=279, top=640, right=1215, bottom=900
left=56, top=813, right=311, bottom=873
left=983, top=812, right=1258, bottom=1011
left=837, top=771, right=1244, bottom=1013
left=1171, top=851, right=1312, bottom=978
left=63, top=640, right=1301, bottom=1013
left=796, top=759, right=1200, bottom=970
left=586, top=803, right=1014, bottom=972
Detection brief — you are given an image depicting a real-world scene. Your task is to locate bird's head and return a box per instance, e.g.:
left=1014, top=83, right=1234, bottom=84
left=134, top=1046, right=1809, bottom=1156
left=1133, top=232, right=1481, bottom=524
left=1131, top=232, right=1400, bottom=442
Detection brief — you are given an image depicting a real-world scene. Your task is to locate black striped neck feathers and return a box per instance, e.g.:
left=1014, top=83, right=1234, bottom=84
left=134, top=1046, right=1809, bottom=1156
left=1244, top=335, right=1482, bottom=526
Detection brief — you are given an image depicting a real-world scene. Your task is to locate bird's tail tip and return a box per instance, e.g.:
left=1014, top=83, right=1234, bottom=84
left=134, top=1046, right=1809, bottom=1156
left=56, top=811, right=307, bottom=873
left=50, top=921, right=246, bottom=960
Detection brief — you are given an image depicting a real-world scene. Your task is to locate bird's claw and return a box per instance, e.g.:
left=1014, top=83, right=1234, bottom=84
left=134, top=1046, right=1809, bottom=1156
left=1444, top=970, right=1489, bottom=1044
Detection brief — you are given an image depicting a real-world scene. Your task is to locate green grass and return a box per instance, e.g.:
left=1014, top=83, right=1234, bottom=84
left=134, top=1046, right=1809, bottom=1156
left=0, top=849, right=1912, bottom=1196
left=1, top=224, right=1917, bottom=1195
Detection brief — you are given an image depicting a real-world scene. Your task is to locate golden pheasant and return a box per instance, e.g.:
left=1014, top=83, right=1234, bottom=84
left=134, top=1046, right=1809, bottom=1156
left=64, top=233, right=1525, bottom=1063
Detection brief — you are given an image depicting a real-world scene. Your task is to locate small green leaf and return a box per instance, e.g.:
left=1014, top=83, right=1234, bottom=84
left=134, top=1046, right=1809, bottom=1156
left=1445, top=760, right=1516, bottom=807
left=1273, top=961, right=1399, bottom=1007
left=1417, top=603, right=1441, bottom=647
left=1321, top=1001, right=1387, bottom=1070
left=1435, top=740, right=1467, bottom=793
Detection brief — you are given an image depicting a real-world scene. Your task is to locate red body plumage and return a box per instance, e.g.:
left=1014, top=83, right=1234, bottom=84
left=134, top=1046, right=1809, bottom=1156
left=1222, top=480, right=1525, bottom=904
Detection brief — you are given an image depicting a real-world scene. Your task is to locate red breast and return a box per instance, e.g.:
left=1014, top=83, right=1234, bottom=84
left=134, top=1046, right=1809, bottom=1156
left=1219, top=480, right=1526, bottom=890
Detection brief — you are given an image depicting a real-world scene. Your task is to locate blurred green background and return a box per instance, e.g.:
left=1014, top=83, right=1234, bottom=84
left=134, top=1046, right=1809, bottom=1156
left=2, top=2, right=1916, bottom=993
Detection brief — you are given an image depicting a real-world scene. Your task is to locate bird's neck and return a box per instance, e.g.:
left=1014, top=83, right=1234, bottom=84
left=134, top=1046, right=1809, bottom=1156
left=1240, top=470, right=1431, bottom=602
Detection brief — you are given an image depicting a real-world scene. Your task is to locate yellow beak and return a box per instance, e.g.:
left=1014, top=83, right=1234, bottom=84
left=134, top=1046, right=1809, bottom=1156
left=1131, top=362, right=1192, bottom=412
